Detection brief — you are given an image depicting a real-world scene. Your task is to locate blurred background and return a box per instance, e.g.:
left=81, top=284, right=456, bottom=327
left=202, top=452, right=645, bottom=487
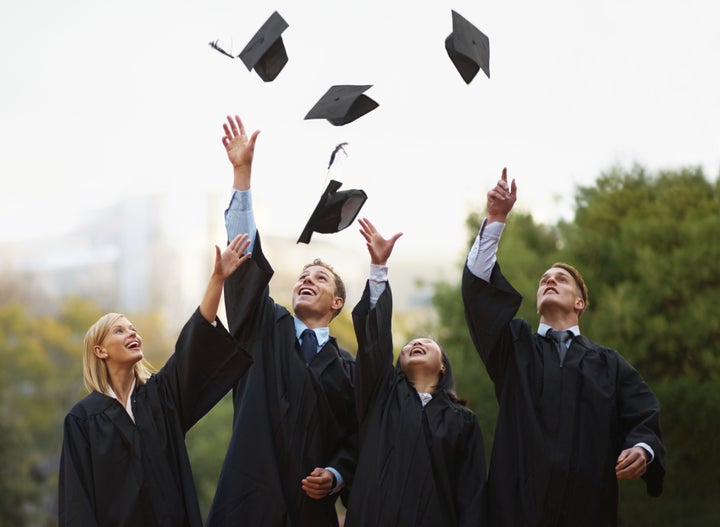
left=1, top=1, right=718, bottom=525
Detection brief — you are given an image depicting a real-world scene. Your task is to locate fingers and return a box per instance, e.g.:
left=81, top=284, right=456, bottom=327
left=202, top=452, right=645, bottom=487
left=225, top=234, right=252, bottom=266
left=228, top=233, right=249, bottom=251
left=301, top=468, right=332, bottom=500
left=491, top=167, right=516, bottom=201
left=615, top=447, right=648, bottom=480
left=246, top=130, right=260, bottom=151
left=226, top=115, right=243, bottom=137
left=359, top=217, right=375, bottom=232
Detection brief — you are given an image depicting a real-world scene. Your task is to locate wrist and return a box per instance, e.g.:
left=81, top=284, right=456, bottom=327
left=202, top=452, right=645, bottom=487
left=486, top=214, right=507, bottom=224
left=232, top=165, right=251, bottom=191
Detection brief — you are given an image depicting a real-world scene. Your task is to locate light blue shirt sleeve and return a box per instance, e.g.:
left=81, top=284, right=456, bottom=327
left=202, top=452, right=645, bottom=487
left=466, top=220, right=505, bottom=281
left=224, top=188, right=257, bottom=252
left=324, top=466, right=344, bottom=494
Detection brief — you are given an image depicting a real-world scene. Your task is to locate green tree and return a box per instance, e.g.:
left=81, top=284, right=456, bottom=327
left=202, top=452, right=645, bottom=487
left=423, top=211, right=561, bottom=458
left=561, top=165, right=720, bottom=379
left=428, top=165, right=720, bottom=525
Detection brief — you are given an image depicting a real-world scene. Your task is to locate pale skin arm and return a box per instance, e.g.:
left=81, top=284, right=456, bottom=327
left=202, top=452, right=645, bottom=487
left=199, top=234, right=251, bottom=324
left=222, top=114, right=260, bottom=191
left=616, top=446, right=650, bottom=480
left=486, top=167, right=517, bottom=224
left=358, top=217, right=403, bottom=265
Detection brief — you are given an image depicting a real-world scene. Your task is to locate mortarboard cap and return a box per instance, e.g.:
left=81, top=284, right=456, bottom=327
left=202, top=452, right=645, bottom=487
left=239, top=11, right=289, bottom=82
left=297, top=179, right=368, bottom=244
left=304, top=85, right=379, bottom=126
left=445, top=10, right=490, bottom=84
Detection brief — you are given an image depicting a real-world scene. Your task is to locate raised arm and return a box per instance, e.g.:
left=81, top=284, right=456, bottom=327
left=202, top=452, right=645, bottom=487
left=466, top=168, right=517, bottom=281
left=351, top=219, right=403, bottom=419
left=358, top=217, right=403, bottom=267
left=486, top=167, right=517, bottom=224
left=199, top=233, right=251, bottom=323
left=222, top=114, right=260, bottom=191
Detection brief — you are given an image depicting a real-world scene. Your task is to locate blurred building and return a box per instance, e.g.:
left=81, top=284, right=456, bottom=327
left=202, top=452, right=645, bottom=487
left=0, top=192, right=442, bottom=333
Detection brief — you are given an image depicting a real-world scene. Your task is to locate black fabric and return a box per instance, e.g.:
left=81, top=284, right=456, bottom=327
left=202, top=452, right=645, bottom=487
left=207, top=233, right=358, bottom=527
left=238, top=11, right=289, bottom=82
left=346, top=282, right=487, bottom=527
left=58, top=310, right=253, bottom=527
left=300, top=328, right=318, bottom=365
left=462, top=265, right=666, bottom=527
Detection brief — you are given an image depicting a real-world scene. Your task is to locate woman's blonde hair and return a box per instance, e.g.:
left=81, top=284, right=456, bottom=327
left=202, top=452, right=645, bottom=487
left=82, top=313, right=155, bottom=394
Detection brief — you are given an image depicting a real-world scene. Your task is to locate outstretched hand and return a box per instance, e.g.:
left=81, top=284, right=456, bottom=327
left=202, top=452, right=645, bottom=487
left=214, top=233, right=252, bottom=280
left=486, top=167, right=517, bottom=223
left=222, top=115, right=260, bottom=169
left=358, top=218, right=403, bottom=266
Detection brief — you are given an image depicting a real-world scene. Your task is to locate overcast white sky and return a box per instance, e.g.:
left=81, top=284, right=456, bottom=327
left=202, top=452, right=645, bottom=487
left=2, top=0, right=719, bottom=264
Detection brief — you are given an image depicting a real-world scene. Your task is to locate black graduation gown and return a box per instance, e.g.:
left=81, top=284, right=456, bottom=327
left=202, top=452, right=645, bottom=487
left=207, top=235, right=357, bottom=527
left=462, top=265, right=666, bottom=527
left=345, top=282, right=486, bottom=527
left=58, top=309, right=253, bottom=527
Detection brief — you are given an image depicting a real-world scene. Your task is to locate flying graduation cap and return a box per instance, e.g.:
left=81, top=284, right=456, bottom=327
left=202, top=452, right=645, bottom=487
left=305, top=85, right=379, bottom=126
left=445, top=10, right=490, bottom=84
left=239, top=11, right=290, bottom=82
left=297, top=143, right=368, bottom=244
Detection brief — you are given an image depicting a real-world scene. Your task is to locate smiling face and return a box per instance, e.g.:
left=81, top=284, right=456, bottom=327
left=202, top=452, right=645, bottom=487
left=536, top=266, right=586, bottom=319
left=399, top=337, right=445, bottom=380
left=93, top=316, right=144, bottom=368
left=292, top=264, right=344, bottom=324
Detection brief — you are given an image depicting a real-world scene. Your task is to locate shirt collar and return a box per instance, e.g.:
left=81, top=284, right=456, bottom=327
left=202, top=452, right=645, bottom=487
left=538, top=322, right=581, bottom=338
left=294, top=318, right=330, bottom=348
left=107, top=379, right=137, bottom=423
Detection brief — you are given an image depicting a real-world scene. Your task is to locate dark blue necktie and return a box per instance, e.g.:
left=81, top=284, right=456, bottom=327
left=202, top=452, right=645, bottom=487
left=546, top=329, right=573, bottom=364
left=300, top=329, right=318, bottom=365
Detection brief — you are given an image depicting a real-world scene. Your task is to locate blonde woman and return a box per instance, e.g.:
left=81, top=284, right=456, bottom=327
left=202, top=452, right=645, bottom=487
left=59, top=234, right=254, bottom=526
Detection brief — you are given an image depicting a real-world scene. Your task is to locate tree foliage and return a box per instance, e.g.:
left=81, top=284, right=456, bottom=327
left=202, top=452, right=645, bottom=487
left=2, top=164, right=718, bottom=525
left=561, top=165, right=720, bottom=380
left=428, top=165, right=720, bottom=525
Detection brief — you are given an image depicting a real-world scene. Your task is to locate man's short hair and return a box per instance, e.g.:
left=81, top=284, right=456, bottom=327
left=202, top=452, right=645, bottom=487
left=551, top=262, right=590, bottom=317
left=303, top=258, right=346, bottom=318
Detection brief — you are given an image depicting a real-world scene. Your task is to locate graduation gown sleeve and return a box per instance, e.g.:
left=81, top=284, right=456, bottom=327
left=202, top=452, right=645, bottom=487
left=59, top=309, right=252, bottom=527
left=462, top=263, right=665, bottom=527
left=348, top=281, right=487, bottom=527
left=352, top=281, right=396, bottom=423
left=208, top=234, right=357, bottom=527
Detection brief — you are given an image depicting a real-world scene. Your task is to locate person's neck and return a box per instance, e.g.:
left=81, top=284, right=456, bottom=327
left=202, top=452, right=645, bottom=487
left=107, top=367, right=136, bottom=407
left=408, top=374, right=440, bottom=395
left=296, top=313, right=332, bottom=330
left=540, top=311, right=579, bottom=331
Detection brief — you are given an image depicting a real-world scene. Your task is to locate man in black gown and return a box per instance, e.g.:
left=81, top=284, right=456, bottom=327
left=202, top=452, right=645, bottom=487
left=206, top=115, right=357, bottom=527
left=461, top=169, right=665, bottom=527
